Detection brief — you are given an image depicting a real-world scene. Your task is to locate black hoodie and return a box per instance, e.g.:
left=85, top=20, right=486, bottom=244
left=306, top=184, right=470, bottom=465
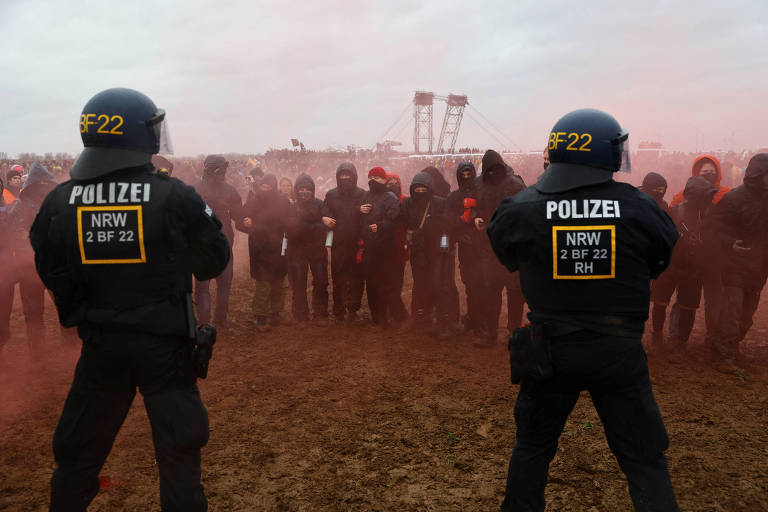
left=639, top=172, right=669, bottom=212
left=667, top=176, right=715, bottom=276
left=400, top=171, right=447, bottom=262
left=446, top=161, right=481, bottom=245
left=477, top=150, right=525, bottom=222
left=236, top=173, right=292, bottom=280
left=421, top=166, right=451, bottom=198
left=288, top=173, right=326, bottom=258
left=321, top=162, right=367, bottom=247
left=193, top=158, right=242, bottom=245
left=706, top=153, right=768, bottom=289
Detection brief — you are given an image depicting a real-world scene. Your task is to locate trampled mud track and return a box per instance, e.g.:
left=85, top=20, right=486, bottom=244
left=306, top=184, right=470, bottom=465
left=1, top=249, right=766, bottom=511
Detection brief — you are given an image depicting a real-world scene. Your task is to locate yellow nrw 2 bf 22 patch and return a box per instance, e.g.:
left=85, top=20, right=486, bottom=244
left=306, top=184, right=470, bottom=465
left=552, top=225, right=615, bottom=280
left=77, top=205, right=146, bottom=264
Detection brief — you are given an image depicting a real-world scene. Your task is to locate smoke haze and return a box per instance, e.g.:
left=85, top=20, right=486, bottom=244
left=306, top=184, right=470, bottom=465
left=1, top=0, right=767, bottom=155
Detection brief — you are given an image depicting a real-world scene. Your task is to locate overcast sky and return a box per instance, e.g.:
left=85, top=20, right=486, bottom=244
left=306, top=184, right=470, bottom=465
left=1, top=0, right=767, bottom=157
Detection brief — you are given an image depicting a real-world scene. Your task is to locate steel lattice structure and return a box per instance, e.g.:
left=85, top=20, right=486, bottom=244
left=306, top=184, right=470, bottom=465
left=413, top=91, right=434, bottom=154
left=436, top=94, right=468, bottom=154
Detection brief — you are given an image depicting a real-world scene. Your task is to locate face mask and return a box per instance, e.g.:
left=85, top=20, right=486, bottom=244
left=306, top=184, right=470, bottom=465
left=387, top=183, right=400, bottom=195
left=368, top=179, right=387, bottom=193
left=700, top=171, right=717, bottom=185
left=412, top=191, right=429, bottom=201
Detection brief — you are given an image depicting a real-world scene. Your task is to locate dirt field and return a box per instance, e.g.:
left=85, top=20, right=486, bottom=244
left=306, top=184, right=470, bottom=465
left=1, top=247, right=767, bottom=511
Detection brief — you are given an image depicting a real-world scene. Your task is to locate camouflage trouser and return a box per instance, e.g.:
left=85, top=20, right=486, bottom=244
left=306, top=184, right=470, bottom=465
left=251, top=279, right=286, bottom=318
left=708, top=286, right=761, bottom=361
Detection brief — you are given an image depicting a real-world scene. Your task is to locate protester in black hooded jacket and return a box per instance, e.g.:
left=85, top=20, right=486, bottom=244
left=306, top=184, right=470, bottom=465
left=322, top=162, right=367, bottom=322
left=192, top=155, right=242, bottom=328
left=421, top=166, right=451, bottom=198
left=446, top=161, right=484, bottom=335
left=705, top=153, right=768, bottom=372
left=420, top=165, right=460, bottom=332
left=474, top=150, right=526, bottom=342
left=400, top=172, right=450, bottom=332
left=287, top=173, right=329, bottom=323
left=639, top=172, right=669, bottom=212
left=650, top=176, right=715, bottom=353
left=360, top=166, right=400, bottom=326
left=237, top=174, right=293, bottom=331
left=7, top=162, right=57, bottom=354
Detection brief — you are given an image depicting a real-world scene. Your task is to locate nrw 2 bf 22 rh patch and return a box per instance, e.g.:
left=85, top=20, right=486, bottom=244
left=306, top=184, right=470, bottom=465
left=552, top=225, right=615, bottom=279
left=77, top=206, right=146, bottom=264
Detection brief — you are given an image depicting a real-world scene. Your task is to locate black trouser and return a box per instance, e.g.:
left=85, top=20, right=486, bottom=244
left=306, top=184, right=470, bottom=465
left=481, top=262, right=524, bottom=339
left=289, top=250, right=329, bottom=321
left=502, top=330, right=678, bottom=512
left=364, top=249, right=398, bottom=325
left=330, top=246, right=364, bottom=320
left=708, top=285, right=762, bottom=361
left=391, top=261, right=409, bottom=323
left=50, top=327, right=208, bottom=512
left=411, top=249, right=459, bottom=327
left=458, top=242, right=483, bottom=331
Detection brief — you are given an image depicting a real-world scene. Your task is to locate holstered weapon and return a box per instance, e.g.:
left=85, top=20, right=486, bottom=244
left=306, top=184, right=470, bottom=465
left=185, top=293, right=217, bottom=379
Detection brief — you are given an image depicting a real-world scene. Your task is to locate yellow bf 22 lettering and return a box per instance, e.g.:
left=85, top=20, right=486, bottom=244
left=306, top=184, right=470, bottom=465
left=549, top=132, right=592, bottom=152
left=80, top=114, right=124, bottom=135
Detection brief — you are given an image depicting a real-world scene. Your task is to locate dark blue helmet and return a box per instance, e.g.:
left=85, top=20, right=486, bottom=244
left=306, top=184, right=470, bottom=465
left=71, top=88, right=172, bottom=180
left=536, top=108, right=630, bottom=193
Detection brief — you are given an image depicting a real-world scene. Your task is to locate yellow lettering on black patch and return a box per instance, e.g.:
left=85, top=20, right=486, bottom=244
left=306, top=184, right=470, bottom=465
left=552, top=225, right=615, bottom=279
left=77, top=205, right=146, bottom=264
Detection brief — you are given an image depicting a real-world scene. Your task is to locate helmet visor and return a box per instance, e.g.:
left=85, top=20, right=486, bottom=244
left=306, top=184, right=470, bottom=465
left=147, top=109, right=174, bottom=155
left=613, top=130, right=631, bottom=173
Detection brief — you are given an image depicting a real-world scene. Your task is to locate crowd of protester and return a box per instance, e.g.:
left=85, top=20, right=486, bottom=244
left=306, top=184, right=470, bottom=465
left=1, top=146, right=766, bottom=372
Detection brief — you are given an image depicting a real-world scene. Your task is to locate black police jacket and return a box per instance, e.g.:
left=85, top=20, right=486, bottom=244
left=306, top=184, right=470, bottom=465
left=30, top=165, right=231, bottom=333
left=487, top=180, right=678, bottom=327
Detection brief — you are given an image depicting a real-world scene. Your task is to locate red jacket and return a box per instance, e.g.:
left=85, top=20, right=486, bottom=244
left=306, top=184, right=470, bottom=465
left=670, top=154, right=730, bottom=206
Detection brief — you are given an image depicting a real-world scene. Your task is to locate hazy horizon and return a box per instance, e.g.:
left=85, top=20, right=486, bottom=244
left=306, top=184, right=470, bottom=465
left=2, top=0, right=767, bottom=158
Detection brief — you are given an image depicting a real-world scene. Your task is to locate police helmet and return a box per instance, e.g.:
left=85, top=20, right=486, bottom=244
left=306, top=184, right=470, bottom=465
left=536, top=108, right=630, bottom=193
left=71, top=88, right=173, bottom=180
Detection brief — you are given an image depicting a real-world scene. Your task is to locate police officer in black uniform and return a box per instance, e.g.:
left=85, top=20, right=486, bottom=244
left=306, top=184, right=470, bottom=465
left=487, top=109, right=679, bottom=511
left=30, top=88, right=230, bottom=511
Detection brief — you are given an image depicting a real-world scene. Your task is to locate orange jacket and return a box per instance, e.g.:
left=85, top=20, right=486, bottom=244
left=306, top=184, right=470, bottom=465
left=670, top=154, right=730, bottom=206
left=2, top=189, right=16, bottom=205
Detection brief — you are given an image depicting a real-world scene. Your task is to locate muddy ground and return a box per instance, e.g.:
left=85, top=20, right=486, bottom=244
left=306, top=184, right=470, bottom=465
left=1, top=247, right=767, bottom=511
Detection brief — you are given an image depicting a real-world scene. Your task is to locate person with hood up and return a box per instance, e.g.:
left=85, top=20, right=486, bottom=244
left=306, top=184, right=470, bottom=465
left=5, top=164, right=23, bottom=203
left=322, top=162, right=367, bottom=323
left=474, top=150, right=527, bottom=342
left=446, top=161, right=484, bottom=335
left=287, top=173, right=329, bottom=323
left=386, top=172, right=410, bottom=323
left=669, top=155, right=731, bottom=342
left=192, top=155, right=242, bottom=329
left=6, top=162, right=57, bottom=354
left=670, top=155, right=730, bottom=206
left=705, top=153, right=768, bottom=373
left=421, top=166, right=451, bottom=198
left=237, top=174, right=292, bottom=331
left=639, top=172, right=669, bottom=212
left=400, top=171, right=455, bottom=336
left=360, top=166, right=401, bottom=327
left=649, top=176, right=716, bottom=354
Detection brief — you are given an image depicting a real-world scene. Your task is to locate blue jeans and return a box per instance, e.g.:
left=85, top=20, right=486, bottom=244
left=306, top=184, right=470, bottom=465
left=501, top=330, right=678, bottom=512
left=194, top=253, right=233, bottom=327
